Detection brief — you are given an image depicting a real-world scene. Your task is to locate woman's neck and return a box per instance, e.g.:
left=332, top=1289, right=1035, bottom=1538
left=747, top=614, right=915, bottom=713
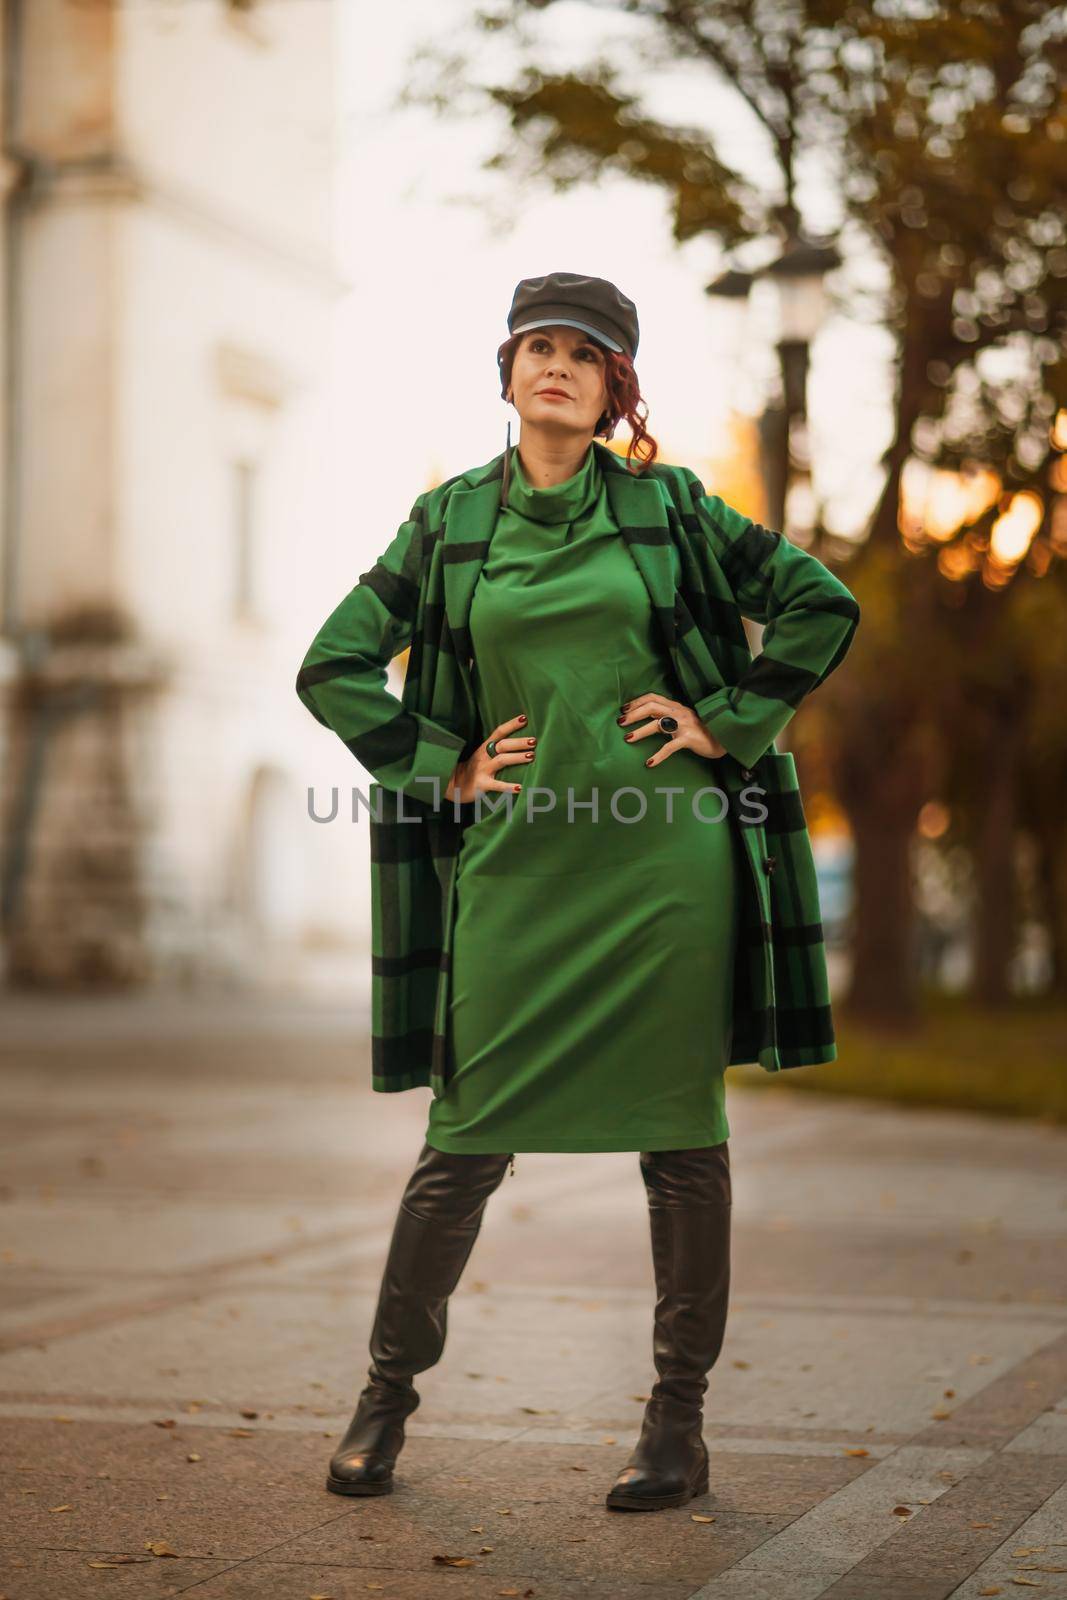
left=514, top=432, right=594, bottom=488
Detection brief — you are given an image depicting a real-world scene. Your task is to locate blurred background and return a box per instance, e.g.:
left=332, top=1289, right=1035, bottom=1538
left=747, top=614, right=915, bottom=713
left=2, top=8, right=1066, bottom=1592
left=2, top=0, right=1065, bottom=1119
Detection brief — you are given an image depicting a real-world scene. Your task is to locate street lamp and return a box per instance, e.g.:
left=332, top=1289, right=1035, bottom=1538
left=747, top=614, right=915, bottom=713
left=706, top=236, right=841, bottom=536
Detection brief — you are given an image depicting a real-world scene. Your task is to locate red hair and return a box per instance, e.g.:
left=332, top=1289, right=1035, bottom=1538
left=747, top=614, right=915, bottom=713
left=496, top=332, right=658, bottom=472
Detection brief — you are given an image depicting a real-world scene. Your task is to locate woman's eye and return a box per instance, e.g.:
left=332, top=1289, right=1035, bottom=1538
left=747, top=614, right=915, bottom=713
left=530, top=341, right=596, bottom=360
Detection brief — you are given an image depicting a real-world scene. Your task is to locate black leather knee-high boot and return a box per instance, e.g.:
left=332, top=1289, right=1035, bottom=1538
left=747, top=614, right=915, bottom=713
left=326, top=1139, right=512, bottom=1496
left=606, top=1142, right=732, bottom=1511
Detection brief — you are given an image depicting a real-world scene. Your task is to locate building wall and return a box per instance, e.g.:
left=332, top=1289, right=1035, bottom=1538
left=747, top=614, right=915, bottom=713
left=0, top=0, right=361, bottom=990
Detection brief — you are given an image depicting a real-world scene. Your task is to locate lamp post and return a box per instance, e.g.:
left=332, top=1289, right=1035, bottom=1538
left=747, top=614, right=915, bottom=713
left=706, top=236, right=841, bottom=537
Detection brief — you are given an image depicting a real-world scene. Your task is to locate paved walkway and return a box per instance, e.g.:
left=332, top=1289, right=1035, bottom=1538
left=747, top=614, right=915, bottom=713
left=1, top=992, right=1066, bottom=1599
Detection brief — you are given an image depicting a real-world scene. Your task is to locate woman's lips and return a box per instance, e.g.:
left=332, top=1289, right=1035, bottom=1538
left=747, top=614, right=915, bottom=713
left=537, top=391, right=571, bottom=400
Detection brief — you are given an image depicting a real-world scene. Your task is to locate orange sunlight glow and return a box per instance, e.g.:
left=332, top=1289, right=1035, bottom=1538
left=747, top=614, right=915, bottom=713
left=989, top=490, right=1043, bottom=566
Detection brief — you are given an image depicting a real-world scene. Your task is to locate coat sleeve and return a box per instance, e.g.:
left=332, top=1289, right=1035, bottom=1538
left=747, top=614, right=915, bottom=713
left=295, top=493, right=467, bottom=800
left=682, top=472, right=861, bottom=770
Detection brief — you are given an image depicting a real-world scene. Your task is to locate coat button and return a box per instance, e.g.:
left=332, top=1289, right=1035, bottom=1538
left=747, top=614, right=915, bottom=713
left=763, top=855, right=777, bottom=874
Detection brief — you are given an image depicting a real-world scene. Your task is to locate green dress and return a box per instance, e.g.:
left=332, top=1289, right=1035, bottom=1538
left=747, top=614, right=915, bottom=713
left=425, top=442, right=739, bottom=1155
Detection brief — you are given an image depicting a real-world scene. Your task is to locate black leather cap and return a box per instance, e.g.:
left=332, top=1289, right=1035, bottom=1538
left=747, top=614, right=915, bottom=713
left=505, top=271, right=639, bottom=362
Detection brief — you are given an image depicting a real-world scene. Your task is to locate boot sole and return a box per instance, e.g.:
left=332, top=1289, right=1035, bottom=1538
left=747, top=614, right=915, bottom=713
left=325, top=1473, right=394, bottom=1496
left=605, top=1466, right=709, bottom=1512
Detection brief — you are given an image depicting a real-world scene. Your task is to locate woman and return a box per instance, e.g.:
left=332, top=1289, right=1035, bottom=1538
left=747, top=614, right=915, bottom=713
left=295, top=271, right=860, bottom=1513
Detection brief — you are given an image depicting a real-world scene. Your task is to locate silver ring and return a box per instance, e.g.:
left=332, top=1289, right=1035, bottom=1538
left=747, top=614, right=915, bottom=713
left=486, top=738, right=498, bottom=759
left=658, top=715, right=679, bottom=734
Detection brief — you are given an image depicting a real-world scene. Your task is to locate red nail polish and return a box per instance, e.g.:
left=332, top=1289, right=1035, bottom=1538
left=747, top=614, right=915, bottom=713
left=624, top=734, right=632, bottom=742
left=616, top=716, right=626, bottom=725
left=645, top=758, right=652, bottom=766
left=518, top=715, right=527, bottom=723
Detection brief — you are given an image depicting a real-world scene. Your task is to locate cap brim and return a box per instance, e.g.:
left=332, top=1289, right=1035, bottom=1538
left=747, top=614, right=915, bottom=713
left=510, top=316, right=623, bottom=354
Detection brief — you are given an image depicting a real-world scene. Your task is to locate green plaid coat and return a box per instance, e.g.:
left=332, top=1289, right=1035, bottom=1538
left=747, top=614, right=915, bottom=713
left=296, top=441, right=860, bottom=1097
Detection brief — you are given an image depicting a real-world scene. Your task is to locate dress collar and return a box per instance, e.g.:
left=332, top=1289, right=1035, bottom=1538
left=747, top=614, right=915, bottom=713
left=504, top=443, right=601, bottom=524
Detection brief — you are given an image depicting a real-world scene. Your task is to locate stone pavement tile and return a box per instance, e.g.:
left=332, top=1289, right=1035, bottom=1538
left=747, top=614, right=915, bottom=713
left=779, top=1109, right=1067, bottom=1178
left=731, top=1155, right=1067, bottom=1237
left=703, top=1447, right=868, bottom=1515
left=813, top=1450, right=1067, bottom=1599
left=422, top=1440, right=865, bottom=1517
left=0, top=1195, right=363, bottom=1277
left=2, top=1470, right=349, bottom=1561
left=0, top=1283, right=77, bottom=1317
left=272, top=1488, right=788, bottom=1588
left=1005, top=1402, right=1067, bottom=1454
left=172, top=1561, right=699, bottom=1599
left=729, top=1219, right=1067, bottom=1306
left=0, top=1285, right=378, bottom=1401
left=0, top=1418, right=503, bottom=1494
left=947, top=1478, right=1067, bottom=1599
left=911, top=1328, right=1067, bottom=1449
left=0, top=1546, right=231, bottom=1599
left=682, top=1444, right=990, bottom=1598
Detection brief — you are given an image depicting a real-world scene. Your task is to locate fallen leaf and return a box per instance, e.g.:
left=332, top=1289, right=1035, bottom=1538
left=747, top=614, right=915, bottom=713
left=844, top=1449, right=869, bottom=1457
left=977, top=1587, right=1002, bottom=1595
left=432, top=1554, right=476, bottom=1567
left=227, top=1428, right=255, bottom=1438
left=569, top=1465, right=589, bottom=1473
left=239, top=1408, right=259, bottom=1420
left=691, top=1514, right=716, bottom=1523
left=891, top=1506, right=913, bottom=1517
left=144, top=1540, right=178, bottom=1558
left=1010, top=1579, right=1042, bottom=1588
left=152, top=1419, right=177, bottom=1430
left=479, top=1545, right=494, bottom=1552
left=87, top=1557, right=150, bottom=1569
left=48, top=1505, right=73, bottom=1513
left=930, top=1408, right=952, bottom=1420
left=186, top=1453, right=201, bottom=1463
left=602, top=1435, right=616, bottom=1445
left=732, top=1360, right=750, bottom=1369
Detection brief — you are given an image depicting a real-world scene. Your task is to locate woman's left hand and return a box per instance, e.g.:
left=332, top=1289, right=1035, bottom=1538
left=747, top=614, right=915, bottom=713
left=617, top=693, right=727, bottom=765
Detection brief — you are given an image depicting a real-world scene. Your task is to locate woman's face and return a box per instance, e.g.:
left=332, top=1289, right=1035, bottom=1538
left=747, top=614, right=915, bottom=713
left=509, top=325, right=610, bottom=438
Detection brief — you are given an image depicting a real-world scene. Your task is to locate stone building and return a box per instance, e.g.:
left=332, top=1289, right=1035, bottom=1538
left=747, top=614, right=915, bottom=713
left=0, top=0, right=344, bottom=989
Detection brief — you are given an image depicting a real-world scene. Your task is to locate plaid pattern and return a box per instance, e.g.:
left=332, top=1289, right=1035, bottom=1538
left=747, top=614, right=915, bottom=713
left=296, top=441, right=860, bottom=1096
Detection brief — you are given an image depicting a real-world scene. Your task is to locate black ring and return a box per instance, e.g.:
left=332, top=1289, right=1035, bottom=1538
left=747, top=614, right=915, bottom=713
left=486, top=738, right=498, bottom=759
left=658, top=715, right=679, bottom=734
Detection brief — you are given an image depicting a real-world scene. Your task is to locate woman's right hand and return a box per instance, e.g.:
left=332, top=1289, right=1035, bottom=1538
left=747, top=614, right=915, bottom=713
left=444, top=713, right=536, bottom=803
